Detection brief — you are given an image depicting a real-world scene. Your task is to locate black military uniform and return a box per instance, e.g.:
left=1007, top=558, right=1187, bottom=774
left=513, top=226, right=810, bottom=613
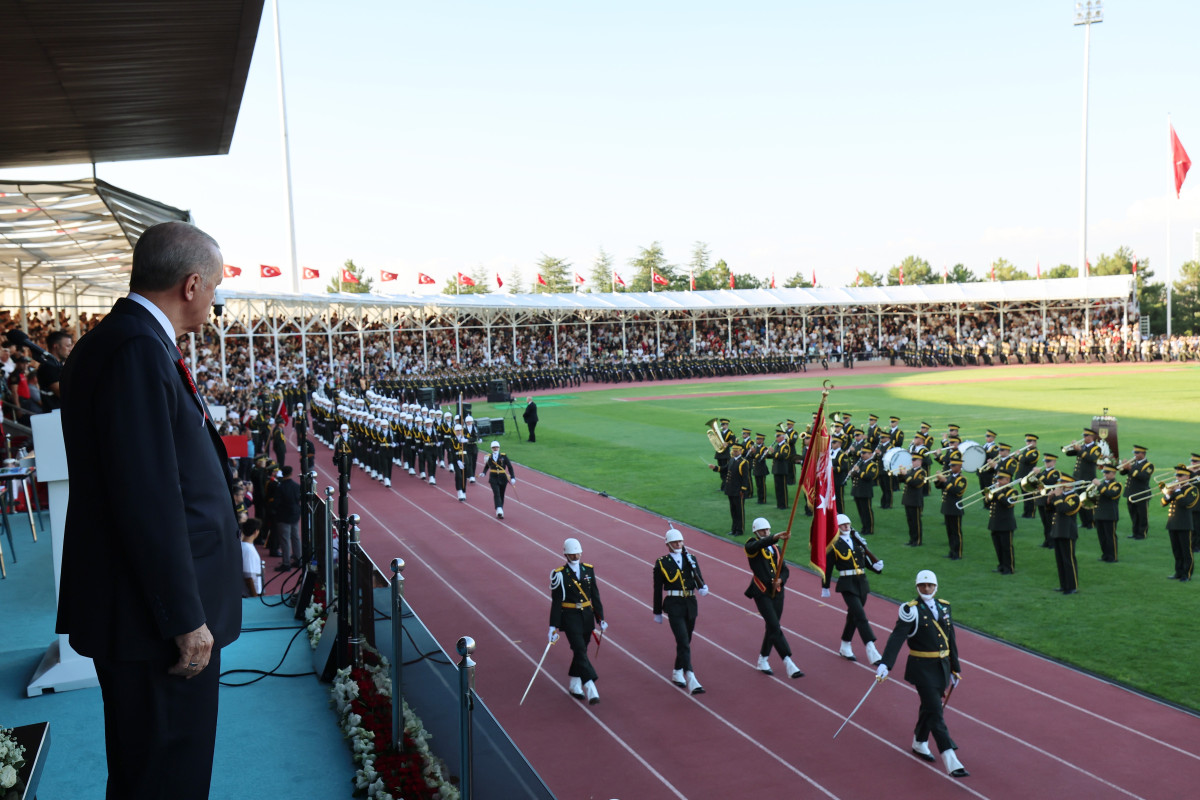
left=1064, top=429, right=1101, bottom=529
left=270, top=422, right=288, bottom=469
left=978, top=432, right=999, bottom=492
left=714, top=443, right=750, bottom=537
left=652, top=533, right=708, bottom=694
left=934, top=455, right=968, bottom=559
left=714, top=419, right=735, bottom=487
left=743, top=521, right=802, bottom=677
left=1017, top=434, right=1041, bottom=518
left=985, top=472, right=1018, bottom=574
left=783, top=420, right=799, bottom=485
left=831, top=438, right=850, bottom=514
left=850, top=452, right=880, bottom=535
left=482, top=445, right=516, bottom=518
left=769, top=431, right=793, bottom=510
left=1035, top=456, right=1063, bottom=548
left=1050, top=486, right=1082, bottom=594
left=1092, top=466, right=1123, bottom=562
left=821, top=522, right=883, bottom=664
left=877, top=433, right=895, bottom=509
left=750, top=432, right=770, bottom=504
left=549, top=545, right=605, bottom=703
left=901, top=455, right=927, bottom=546
left=1164, top=465, right=1198, bottom=581
left=1120, top=446, right=1153, bottom=539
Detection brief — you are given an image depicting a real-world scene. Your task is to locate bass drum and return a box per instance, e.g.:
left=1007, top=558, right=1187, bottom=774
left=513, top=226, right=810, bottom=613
left=882, top=447, right=910, bottom=474
left=957, top=440, right=986, bottom=472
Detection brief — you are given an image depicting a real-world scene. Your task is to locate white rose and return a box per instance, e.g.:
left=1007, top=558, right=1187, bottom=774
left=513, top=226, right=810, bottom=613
left=0, top=764, right=17, bottom=790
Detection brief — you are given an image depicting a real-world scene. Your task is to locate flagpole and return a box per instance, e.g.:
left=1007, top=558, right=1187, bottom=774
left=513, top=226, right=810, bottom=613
left=781, top=382, right=832, bottom=562
left=1167, top=114, right=1174, bottom=338
left=271, top=0, right=300, bottom=295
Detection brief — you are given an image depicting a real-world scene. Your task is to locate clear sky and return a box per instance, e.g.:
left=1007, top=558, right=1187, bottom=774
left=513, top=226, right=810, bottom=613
left=3, top=1, right=1198, bottom=294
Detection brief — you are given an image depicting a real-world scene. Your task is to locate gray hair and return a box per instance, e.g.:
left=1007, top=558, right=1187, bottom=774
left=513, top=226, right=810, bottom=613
left=129, top=221, right=222, bottom=292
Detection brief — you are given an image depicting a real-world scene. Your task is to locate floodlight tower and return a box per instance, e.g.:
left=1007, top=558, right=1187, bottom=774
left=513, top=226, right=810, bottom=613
left=1074, top=1, right=1102, bottom=293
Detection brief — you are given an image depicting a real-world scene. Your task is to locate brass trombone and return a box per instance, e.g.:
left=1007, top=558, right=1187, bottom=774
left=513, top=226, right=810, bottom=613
left=1012, top=478, right=1091, bottom=502
left=1127, top=473, right=1200, bottom=504
left=956, top=484, right=1000, bottom=510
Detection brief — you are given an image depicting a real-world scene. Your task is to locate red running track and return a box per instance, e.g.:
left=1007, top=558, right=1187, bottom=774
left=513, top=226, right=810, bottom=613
left=303, top=434, right=1200, bottom=800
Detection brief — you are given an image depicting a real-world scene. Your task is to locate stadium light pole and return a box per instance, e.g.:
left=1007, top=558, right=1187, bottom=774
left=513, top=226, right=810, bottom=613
left=1074, top=1, right=1102, bottom=300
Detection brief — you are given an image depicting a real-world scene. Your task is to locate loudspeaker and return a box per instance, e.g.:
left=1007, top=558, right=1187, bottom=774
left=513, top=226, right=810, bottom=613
left=416, top=387, right=436, bottom=407
left=489, top=417, right=505, bottom=435
left=477, top=418, right=492, bottom=436
left=486, top=379, right=511, bottom=403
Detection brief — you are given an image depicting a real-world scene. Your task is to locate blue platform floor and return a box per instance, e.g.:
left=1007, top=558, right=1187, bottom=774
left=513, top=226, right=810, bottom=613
left=0, top=515, right=351, bottom=799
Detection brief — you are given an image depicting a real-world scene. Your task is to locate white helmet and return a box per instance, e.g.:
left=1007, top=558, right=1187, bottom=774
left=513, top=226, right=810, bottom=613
left=453, top=423, right=463, bottom=431
left=915, top=569, right=938, bottom=586
left=836, top=514, right=852, bottom=526
left=465, top=415, right=474, bottom=423
left=563, top=538, right=583, bottom=555
left=665, top=528, right=684, bottom=544
left=490, top=441, right=500, bottom=449
left=751, top=517, right=771, bottom=533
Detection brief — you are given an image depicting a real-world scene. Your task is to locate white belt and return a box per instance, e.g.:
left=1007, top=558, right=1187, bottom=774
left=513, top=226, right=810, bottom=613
left=664, top=590, right=693, bottom=597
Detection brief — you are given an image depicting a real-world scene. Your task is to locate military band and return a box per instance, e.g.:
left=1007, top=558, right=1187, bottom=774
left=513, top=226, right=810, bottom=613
left=1164, top=464, right=1198, bottom=581
left=1120, top=446, right=1153, bottom=539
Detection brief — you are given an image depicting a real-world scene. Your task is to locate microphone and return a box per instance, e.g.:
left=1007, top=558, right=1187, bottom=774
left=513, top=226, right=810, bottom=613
left=5, top=329, right=58, bottom=367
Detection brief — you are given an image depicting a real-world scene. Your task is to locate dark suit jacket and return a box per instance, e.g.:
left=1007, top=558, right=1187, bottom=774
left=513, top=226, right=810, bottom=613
left=523, top=401, right=538, bottom=424
left=56, top=297, right=242, bottom=662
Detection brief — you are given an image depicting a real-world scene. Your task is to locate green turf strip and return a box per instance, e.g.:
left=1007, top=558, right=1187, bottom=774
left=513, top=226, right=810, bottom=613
left=481, top=363, right=1200, bottom=712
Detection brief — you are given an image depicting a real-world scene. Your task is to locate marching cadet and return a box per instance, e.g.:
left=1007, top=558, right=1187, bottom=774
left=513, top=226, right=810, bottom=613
left=714, top=418, right=735, bottom=487
left=831, top=435, right=850, bottom=514
left=743, top=517, right=803, bottom=679
left=820, top=514, right=884, bottom=665
left=1049, top=480, right=1082, bottom=594
left=934, top=451, right=968, bottom=560
left=462, top=415, right=480, bottom=483
left=849, top=445, right=880, bottom=535
left=438, top=410, right=454, bottom=469
left=549, top=538, right=607, bottom=704
left=712, top=442, right=750, bottom=537
left=1064, top=428, right=1102, bottom=529
left=420, top=416, right=439, bottom=484
left=875, top=570, right=968, bottom=778
left=750, top=432, right=770, bottom=505
left=1092, top=465, right=1123, bottom=562
left=1164, top=464, right=1198, bottom=581
left=901, top=452, right=927, bottom=546
left=378, top=415, right=393, bottom=488
left=1119, top=445, right=1153, bottom=539
left=1036, top=454, right=1062, bottom=548
left=1017, top=434, right=1041, bottom=519
left=769, top=429, right=793, bottom=510
left=985, top=470, right=1018, bottom=574
left=480, top=441, right=516, bottom=518
left=877, top=431, right=894, bottom=509
left=652, top=528, right=709, bottom=695
left=451, top=423, right=468, bottom=500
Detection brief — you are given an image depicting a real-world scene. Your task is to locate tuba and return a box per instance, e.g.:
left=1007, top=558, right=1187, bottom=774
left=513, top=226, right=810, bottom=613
left=705, top=418, right=728, bottom=453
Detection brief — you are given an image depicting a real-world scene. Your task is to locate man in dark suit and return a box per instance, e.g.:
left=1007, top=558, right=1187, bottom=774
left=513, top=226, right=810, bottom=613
left=272, top=465, right=303, bottom=570
left=522, top=395, right=539, bottom=442
left=56, top=221, right=242, bottom=800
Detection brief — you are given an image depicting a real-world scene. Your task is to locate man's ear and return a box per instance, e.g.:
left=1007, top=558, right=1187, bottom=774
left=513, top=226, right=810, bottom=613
left=182, top=272, right=203, bottom=301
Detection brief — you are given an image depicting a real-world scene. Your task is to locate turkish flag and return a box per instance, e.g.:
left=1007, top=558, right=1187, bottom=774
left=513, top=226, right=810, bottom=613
left=652, top=271, right=669, bottom=286
left=1036, top=261, right=1041, bottom=279
left=1085, top=260, right=1091, bottom=277
left=302, top=267, right=319, bottom=280
left=223, top=264, right=242, bottom=278
left=260, top=264, right=281, bottom=278
left=1171, top=123, right=1191, bottom=198
left=811, top=269, right=817, bottom=287
left=770, top=272, right=776, bottom=289
left=1132, top=259, right=1138, bottom=276
left=899, top=267, right=905, bottom=286
left=536, top=273, right=548, bottom=286
left=417, top=272, right=435, bottom=285
left=457, top=272, right=476, bottom=286
left=574, top=273, right=585, bottom=284
left=728, top=273, right=735, bottom=290
left=991, top=264, right=996, bottom=281
left=496, top=272, right=504, bottom=288
left=614, top=273, right=626, bottom=287
left=341, top=269, right=359, bottom=284
left=380, top=271, right=397, bottom=282
left=801, top=404, right=838, bottom=574
left=689, top=270, right=695, bottom=291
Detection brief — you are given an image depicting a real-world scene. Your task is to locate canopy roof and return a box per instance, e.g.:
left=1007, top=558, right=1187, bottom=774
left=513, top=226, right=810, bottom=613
left=221, top=274, right=1135, bottom=315
left=0, top=0, right=264, bottom=168
left=0, top=178, right=191, bottom=293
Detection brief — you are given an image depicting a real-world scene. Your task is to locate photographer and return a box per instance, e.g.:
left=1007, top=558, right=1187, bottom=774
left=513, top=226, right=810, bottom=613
left=36, top=330, right=73, bottom=412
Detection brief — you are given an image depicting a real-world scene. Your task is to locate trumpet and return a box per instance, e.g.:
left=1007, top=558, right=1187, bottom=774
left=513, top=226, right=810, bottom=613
left=1061, top=437, right=1086, bottom=455
left=704, top=418, right=728, bottom=454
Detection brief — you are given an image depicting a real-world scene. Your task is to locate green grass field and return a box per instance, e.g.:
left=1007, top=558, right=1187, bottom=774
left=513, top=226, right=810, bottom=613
left=476, top=362, right=1200, bottom=712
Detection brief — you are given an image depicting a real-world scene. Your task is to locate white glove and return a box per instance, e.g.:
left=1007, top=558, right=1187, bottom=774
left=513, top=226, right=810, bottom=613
left=875, top=664, right=888, bottom=680
left=951, top=672, right=961, bottom=688
left=872, top=560, right=884, bottom=571
left=510, top=479, right=516, bottom=485
left=820, top=588, right=831, bottom=598
left=653, top=614, right=663, bottom=624
left=698, top=586, right=709, bottom=597
left=548, top=627, right=559, bottom=643
left=599, top=620, right=608, bottom=631
left=456, top=460, right=463, bottom=469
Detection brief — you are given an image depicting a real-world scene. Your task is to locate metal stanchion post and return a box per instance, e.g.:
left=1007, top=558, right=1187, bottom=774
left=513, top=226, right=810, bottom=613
left=457, top=636, right=476, bottom=800
left=390, top=558, right=406, bottom=753
left=347, top=514, right=362, bottom=670
left=323, top=486, right=335, bottom=602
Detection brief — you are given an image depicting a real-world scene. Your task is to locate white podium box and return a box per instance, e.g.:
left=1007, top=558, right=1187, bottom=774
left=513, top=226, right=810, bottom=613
left=26, top=410, right=98, bottom=696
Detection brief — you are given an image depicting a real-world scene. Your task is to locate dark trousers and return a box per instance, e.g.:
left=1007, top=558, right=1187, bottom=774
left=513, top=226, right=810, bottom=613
left=914, top=679, right=956, bottom=753
left=559, top=609, right=597, bottom=681
left=489, top=477, right=508, bottom=509
left=728, top=494, right=745, bottom=537
left=1168, top=529, right=1194, bottom=579
left=1039, top=505, right=1054, bottom=546
left=774, top=474, right=788, bottom=509
left=1126, top=499, right=1148, bottom=538
left=838, top=588, right=875, bottom=644
left=991, top=530, right=1014, bottom=573
left=1096, top=519, right=1118, bottom=562
left=423, top=449, right=438, bottom=478
left=834, top=484, right=845, bottom=514
left=453, top=462, right=466, bottom=492
left=754, top=474, right=767, bottom=504
left=905, top=505, right=922, bottom=545
left=667, top=612, right=695, bottom=671
left=945, top=515, right=963, bottom=558
left=854, top=496, right=874, bottom=535
left=1054, top=538, right=1079, bottom=592
left=1022, top=494, right=1037, bottom=518
left=1079, top=506, right=1094, bottom=529
left=879, top=478, right=893, bottom=509
left=95, top=651, right=222, bottom=800
left=527, top=421, right=537, bottom=442
left=753, top=592, right=791, bottom=659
